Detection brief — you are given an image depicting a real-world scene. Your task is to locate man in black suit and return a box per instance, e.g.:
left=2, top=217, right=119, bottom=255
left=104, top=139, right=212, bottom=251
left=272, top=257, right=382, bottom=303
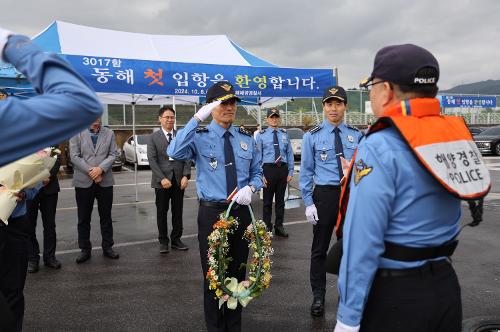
left=26, top=148, right=62, bottom=273
left=147, top=106, right=191, bottom=253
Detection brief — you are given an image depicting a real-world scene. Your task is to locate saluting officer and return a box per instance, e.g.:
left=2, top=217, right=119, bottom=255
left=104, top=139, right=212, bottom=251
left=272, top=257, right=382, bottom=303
left=167, top=81, right=263, bottom=332
left=300, top=86, right=362, bottom=317
left=255, top=108, right=294, bottom=237
left=334, top=45, right=490, bottom=332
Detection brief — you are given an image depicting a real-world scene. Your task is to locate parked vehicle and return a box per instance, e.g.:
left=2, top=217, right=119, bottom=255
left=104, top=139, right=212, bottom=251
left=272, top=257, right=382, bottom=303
left=474, top=126, right=500, bottom=155
left=122, top=134, right=151, bottom=166
left=468, top=126, right=485, bottom=136
left=287, top=127, right=304, bottom=158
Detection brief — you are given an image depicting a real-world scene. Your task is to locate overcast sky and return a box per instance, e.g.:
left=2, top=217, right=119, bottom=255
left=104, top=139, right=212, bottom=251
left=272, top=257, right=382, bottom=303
left=3, top=0, right=499, bottom=90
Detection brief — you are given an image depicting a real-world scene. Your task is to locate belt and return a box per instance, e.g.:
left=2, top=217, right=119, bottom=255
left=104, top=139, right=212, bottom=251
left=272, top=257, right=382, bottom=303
left=376, top=259, right=451, bottom=278
left=314, top=184, right=341, bottom=190
left=263, top=162, right=286, bottom=167
left=199, top=200, right=241, bottom=210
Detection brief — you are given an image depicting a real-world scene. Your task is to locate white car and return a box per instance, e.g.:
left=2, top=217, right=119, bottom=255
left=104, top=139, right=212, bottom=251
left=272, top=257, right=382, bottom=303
left=122, top=134, right=151, bottom=166
left=287, top=128, right=304, bottom=159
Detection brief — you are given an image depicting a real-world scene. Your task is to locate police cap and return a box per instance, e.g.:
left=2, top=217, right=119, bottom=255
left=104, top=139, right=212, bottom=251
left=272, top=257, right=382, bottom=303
left=266, top=108, right=280, bottom=118
left=206, top=81, right=241, bottom=103
left=360, top=44, right=439, bottom=88
left=322, top=86, right=347, bottom=104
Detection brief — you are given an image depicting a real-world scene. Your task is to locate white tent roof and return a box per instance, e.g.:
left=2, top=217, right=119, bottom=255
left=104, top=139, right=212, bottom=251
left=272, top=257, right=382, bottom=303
left=34, top=21, right=276, bottom=67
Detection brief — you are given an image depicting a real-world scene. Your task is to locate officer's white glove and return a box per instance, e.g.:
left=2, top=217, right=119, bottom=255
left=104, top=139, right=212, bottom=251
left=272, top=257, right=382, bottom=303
left=0, top=27, right=13, bottom=62
left=194, top=100, right=221, bottom=122
left=305, top=204, right=319, bottom=225
left=232, top=185, right=253, bottom=205
left=333, top=320, right=360, bottom=332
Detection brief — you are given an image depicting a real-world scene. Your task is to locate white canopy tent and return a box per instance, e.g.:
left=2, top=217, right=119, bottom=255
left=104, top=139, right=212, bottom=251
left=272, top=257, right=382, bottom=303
left=1, top=21, right=336, bottom=200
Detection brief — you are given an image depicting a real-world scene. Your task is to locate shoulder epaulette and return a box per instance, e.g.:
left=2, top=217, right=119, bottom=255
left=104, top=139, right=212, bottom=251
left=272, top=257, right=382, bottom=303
left=279, top=128, right=287, bottom=133
left=346, top=125, right=360, bottom=132
left=309, top=125, right=321, bottom=134
left=259, top=129, right=266, bottom=134
left=239, top=127, right=252, bottom=137
left=196, top=127, right=209, bottom=133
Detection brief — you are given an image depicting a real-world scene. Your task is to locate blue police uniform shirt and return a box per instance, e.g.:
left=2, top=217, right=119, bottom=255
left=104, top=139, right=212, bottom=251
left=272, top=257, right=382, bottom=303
left=255, top=127, right=294, bottom=176
left=337, top=126, right=462, bottom=327
left=10, top=184, right=42, bottom=219
left=0, top=35, right=102, bottom=167
left=300, top=120, right=362, bottom=207
left=167, top=118, right=263, bottom=202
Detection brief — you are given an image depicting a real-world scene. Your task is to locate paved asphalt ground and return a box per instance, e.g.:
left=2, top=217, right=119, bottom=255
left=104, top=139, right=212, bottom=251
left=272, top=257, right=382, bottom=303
left=22, top=157, right=500, bottom=331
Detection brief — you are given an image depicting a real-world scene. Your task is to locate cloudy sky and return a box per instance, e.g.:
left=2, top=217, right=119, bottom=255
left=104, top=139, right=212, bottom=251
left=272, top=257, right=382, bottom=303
left=3, top=0, right=499, bottom=89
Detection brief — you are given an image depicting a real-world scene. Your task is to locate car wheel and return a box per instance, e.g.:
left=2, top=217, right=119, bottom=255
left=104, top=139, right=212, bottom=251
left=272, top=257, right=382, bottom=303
left=462, top=316, right=500, bottom=332
left=495, top=143, right=500, bottom=156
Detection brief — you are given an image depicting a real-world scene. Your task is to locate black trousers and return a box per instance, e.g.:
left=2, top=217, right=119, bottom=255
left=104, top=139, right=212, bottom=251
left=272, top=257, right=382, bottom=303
left=0, top=215, right=30, bottom=332
left=262, top=164, right=288, bottom=230
left=75, top=184, right=114, bottom=251
left=26, top=192, right=58, bottom=261
left=155, top=177, right=184, bottom=245
left=198, top=203, right=251, bottom=332
left=360, top=261, right=462, bottom=332
left=310, top=185, right=340, bottom=298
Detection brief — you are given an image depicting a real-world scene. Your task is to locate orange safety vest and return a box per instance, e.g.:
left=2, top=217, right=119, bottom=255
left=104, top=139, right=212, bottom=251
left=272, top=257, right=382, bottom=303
left=335, top=98, right=491, bottom=238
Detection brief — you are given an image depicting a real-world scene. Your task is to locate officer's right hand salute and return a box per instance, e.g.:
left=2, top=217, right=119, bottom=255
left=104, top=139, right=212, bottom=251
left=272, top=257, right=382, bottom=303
left=194, top=100, right=221, bottom=122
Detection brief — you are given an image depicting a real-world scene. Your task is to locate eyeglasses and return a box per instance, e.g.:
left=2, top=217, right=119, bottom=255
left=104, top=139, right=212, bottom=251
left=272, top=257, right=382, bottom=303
left=160, top=116, right=175, bottom=120
left=362, top=80, right=387, bottom=90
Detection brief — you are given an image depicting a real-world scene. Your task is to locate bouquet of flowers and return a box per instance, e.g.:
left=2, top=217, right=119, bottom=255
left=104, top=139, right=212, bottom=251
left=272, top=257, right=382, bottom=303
left=0, top=148, right=59, bottom=224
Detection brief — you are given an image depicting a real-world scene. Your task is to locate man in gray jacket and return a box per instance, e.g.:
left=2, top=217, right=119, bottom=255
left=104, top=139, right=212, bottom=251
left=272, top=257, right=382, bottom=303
left=148, top=106, right=191, bottom=253
left=70, top=117, right=119, bottom=263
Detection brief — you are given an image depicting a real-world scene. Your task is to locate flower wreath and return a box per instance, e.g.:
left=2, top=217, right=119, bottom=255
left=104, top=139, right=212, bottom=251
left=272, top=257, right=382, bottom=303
left=206, top=201, right=273, bottom=310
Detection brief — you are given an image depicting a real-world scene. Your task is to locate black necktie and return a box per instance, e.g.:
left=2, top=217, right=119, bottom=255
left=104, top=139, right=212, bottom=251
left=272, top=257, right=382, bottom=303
left=223, top=131, right=238, bottom=197
left=334, top=127, right=344, bottom=180
left=273, top=130, right=281, bottom=163
left=167, top=133, right=172, bottom=143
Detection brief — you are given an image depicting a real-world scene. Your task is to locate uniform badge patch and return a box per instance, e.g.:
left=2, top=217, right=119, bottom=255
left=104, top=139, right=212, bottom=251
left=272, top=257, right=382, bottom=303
left=347, top=135, right=354, bottom=143
left=240, top=141, right=248, bottom=151
left=320, top=150, right=328, bottom=161
left=210, top=157, right=218, bottom=170
left=354, top=159, right=373, bottom=185
left=221, top=84, right=232, bottom=91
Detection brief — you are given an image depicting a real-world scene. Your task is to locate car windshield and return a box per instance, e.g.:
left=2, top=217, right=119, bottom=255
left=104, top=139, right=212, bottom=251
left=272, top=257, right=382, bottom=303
left=287, top=128, right=304, bottom=139
left=136, top=135, right=151, bottom=145
left=477, top=127, right=500, bottom=136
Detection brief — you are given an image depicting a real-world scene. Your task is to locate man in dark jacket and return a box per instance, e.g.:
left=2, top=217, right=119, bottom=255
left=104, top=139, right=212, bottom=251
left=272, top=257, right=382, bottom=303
left=148, top=106, right=191, bottom=253
left=26, top=149, right=62, bottom=273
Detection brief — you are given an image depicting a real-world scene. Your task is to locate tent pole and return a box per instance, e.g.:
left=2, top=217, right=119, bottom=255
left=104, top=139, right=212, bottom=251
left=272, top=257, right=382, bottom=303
left=132, top=94, right=138, bottom=202
left=285, top=101, right=288, bottom=127
left=173, top=95, right=177, bottom=130
left=258, top=99, right=262, bottom=128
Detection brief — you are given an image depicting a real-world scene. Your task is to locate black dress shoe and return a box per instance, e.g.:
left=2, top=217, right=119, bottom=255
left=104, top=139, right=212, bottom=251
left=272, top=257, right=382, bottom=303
left=44, top=257, right=62, bottom=269
left=103, top=248, right=120, bottom=259
left=27, top=260, right=39, bottom=273
left=76, top=251, right=91, bottom=264
left=160, top=244, right=170, bottom=254
left=171, top=240, right=189, bottom=251
left=274, top=226, right=289, bottom=238
left=310, top=297, right=325, bottom=317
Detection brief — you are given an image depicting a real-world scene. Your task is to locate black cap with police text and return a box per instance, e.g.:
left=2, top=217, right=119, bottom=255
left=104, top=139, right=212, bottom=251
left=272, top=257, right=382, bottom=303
left=361, top=44, right=439, bottom=88
left=205, top=81, right=241, bottom=103
left=267, top=109, right=281, bottom=118
left=322, top=86, right=347, bottom=104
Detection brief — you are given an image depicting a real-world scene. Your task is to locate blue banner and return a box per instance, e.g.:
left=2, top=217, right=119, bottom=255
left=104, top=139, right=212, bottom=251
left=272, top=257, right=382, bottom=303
left=440, top=95, right=497, bottom=108
left=64, top=55, right=335, bottom=98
